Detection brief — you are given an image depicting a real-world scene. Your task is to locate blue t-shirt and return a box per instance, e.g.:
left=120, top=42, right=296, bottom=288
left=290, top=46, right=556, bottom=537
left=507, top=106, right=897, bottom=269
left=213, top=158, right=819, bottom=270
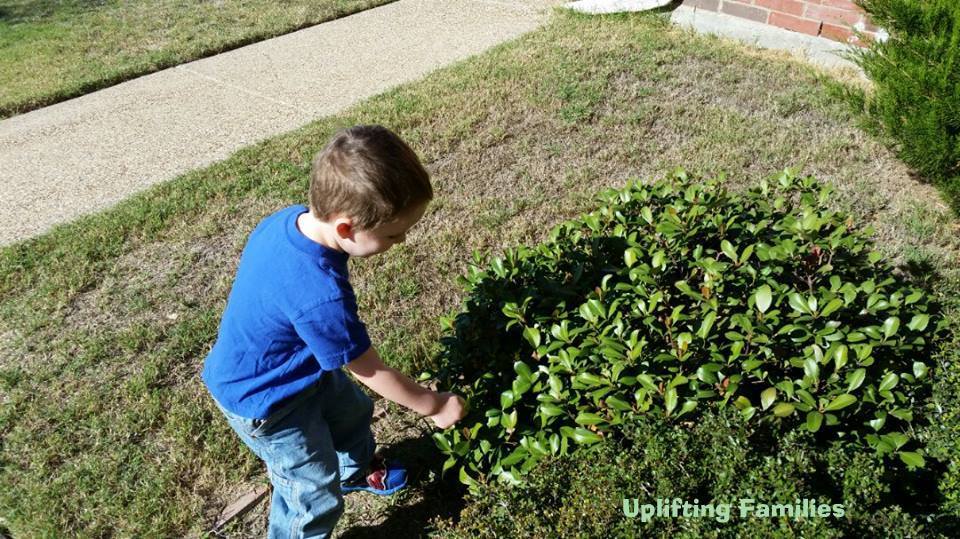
left=202, top=205, right=372, bottom=419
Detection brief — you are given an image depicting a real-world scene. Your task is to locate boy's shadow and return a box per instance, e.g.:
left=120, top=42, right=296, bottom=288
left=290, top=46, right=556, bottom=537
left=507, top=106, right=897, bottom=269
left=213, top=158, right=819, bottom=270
left=339, top=435, right=467, bottom=538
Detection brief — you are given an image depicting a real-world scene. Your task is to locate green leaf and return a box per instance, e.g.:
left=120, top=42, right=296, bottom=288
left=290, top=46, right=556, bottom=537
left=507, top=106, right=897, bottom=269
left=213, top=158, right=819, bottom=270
left=773, top=403, right=795, bottom=417
left=899, top=452, right=925, bottom=468
left=500, top=446, right=528, bottom=467
left=698, top=311, right=717, bottom=339
left=641, top=206, right=654, bottom=224
left=575, top=412, right=605, bottom=426
left=490, top=257, right=506, bottom=278
left=806, top=411, right=823, bottom=432
left=500, top=409, right=518, bottom=430
left=833, top=344, right=849, bottom=370
left=652, top=251, right=666, bottom=270
left=605, top=395, right=633, bottom=412
left=804, top=358, right=819, bottom=379
left=636, top=374, right=657, bottom=391
left=668, top=374, right=688, bottom=389
left=624, top=248, right=639, bottom=268
left=432, top=432, right=452, bottom=452
left=824, top=394, right=857, bottom=411
left=913, top=362, right=929, bottom=379
left=882, top=317, right=900, bottom=339
left=678, top=400, right=698, bottom=416
left=733, top=396, right=752, bottom=410
left=760, top=387, right=777, bottom=411
left=575, top=372, right=604, bottom=387
left=500, top=390, right=514, bottom=409
left=514, top=361, right=533, bottom=383
left=548, top=374, right=563, bottom=396
left=459, top=465, right=478, bottom=487
left=789, top=293, right=811, bottom=314
left=867, top=413, right=886, bottom=431
left=878, top=372, right=899, bottom=392
left=664, top=387, right=678, bottom=416
left=846, top=368, right=866, bottom=392
left=755, top=285, right=772, bottom=314
left=721, top=240, right=738, bottom=261
left=570, top=428, right=603, bottom=445
left=523, top=327, right=541, bottom=349
left=819, top=298, right=844, bottom=318
left=512, top=376, right=530, bottom=397
left=539, top=402, right=564, bottom=417
left=883, top=432, right=909, bottom=450
left=696, top=365, right=719, bottom=384
left=742, top=359, right=763, bottom=371
left=907, top=314, right=930, bottom=332
left=890, top=408, right=913, bottom=421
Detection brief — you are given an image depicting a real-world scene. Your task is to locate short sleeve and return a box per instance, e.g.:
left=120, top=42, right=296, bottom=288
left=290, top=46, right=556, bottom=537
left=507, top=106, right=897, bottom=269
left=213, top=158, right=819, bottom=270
left=292, top=296, right=371, bottom=371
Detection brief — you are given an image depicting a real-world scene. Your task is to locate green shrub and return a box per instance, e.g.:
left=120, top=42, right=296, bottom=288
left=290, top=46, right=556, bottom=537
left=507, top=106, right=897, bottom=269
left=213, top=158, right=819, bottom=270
left=430, top=408, right=955, bottom=537
left=421, top=170, right=948, bottom=493
left=848, top=0, right=960, bottom=212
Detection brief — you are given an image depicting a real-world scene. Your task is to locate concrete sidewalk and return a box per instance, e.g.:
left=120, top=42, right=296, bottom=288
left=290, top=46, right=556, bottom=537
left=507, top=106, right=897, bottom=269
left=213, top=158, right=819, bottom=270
left=0, top=0, right=562, bottom=246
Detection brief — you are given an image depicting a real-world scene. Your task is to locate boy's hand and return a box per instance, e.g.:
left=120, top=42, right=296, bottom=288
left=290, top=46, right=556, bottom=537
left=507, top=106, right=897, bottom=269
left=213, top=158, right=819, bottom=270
left=429, top=392, right=466, bottom=429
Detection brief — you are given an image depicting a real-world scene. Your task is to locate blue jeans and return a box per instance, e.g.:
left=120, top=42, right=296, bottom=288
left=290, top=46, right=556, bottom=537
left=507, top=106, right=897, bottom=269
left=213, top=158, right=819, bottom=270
left=214, top=369, right=376, bottom=538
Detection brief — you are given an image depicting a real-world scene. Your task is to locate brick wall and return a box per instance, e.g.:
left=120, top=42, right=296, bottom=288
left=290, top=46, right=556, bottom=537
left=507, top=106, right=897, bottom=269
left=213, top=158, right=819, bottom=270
left=681, top=0, right=883, bottom=45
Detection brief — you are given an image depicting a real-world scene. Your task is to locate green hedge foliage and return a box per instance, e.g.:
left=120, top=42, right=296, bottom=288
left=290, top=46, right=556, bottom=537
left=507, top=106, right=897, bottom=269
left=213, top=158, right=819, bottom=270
left=430, top=408, right=958, bottom=537
left=422, top=170, right=948, bottom=494
left=850, top=0, right=960, bottom=211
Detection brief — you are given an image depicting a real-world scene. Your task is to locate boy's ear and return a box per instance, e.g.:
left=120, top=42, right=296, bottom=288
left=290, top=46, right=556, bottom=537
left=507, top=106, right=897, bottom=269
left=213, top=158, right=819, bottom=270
left=334, top=218, right=354, bottom=240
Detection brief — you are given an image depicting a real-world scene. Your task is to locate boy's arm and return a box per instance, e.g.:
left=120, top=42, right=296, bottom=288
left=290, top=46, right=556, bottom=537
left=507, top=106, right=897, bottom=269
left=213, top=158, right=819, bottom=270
left=346, top=346, right=462, bottom=425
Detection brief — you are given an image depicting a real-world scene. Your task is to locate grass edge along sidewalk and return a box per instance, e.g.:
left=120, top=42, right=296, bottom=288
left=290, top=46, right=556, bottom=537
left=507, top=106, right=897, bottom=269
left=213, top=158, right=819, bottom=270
left=1, top=8, right=958, bottom=537
left=0, top=0, right=395, bottom=119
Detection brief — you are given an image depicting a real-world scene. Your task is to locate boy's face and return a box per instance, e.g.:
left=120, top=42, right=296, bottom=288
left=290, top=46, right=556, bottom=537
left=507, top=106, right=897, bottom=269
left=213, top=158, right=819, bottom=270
left=335, top=202, right=427, bottom=258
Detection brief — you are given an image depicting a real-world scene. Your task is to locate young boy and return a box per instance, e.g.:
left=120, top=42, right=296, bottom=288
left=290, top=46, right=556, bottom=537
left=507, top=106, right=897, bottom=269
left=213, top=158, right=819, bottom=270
left=202, top=124, right=466, bottom=538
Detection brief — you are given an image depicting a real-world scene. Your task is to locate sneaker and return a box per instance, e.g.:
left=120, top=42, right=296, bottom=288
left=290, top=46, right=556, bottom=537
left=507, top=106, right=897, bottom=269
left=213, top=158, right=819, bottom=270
left=341, top=453, right=408, bottom=496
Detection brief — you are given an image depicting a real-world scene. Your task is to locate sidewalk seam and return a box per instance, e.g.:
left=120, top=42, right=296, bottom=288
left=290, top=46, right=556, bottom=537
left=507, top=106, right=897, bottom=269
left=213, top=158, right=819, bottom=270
left=176, top=64, right=311, bottom=116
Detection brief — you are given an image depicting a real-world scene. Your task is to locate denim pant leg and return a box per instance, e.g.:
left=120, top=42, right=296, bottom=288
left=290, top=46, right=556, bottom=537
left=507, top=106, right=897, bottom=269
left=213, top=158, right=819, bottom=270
left=216, top=388, right=344, bottom=539
left=318, top=369, right=377, bottom=486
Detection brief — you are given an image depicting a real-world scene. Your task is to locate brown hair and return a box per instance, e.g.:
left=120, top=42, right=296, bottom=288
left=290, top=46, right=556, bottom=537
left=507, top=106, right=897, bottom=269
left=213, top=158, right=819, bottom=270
left=309, top=125, right=432, bottom=230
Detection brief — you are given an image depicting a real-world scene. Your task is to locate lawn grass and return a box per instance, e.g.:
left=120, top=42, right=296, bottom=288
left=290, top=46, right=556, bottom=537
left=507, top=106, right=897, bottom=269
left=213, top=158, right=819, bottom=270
left=0, top=0, right=394, bottom=119
left=1, top=7, right=958, bottom=537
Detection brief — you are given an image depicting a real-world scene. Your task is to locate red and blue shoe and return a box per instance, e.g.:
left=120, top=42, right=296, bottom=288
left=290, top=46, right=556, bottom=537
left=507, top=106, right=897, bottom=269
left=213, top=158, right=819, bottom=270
left=341, top=454, right=408, bottom=496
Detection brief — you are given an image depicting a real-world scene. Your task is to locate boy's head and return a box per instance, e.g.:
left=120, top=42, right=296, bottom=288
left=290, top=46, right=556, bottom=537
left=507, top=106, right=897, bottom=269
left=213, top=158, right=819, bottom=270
left=309, top=125, right=432, bottom=257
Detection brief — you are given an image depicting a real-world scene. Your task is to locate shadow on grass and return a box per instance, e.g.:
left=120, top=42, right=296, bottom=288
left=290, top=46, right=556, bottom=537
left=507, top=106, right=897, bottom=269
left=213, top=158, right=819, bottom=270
left=340, top=435, right=468, bottom=538
left=0, top=0, right=96, bottom=24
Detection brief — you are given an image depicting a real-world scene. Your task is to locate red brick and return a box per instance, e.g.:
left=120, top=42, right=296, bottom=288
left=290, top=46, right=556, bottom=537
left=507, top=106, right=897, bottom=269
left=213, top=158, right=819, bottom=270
left=820, top=22, right=854, bottom=42
left=769, top=12, right=822, bottom=35
left=721, top=0, right=770, bottom=22
left=819, top=0, right=860, bottom=10
left=682, top=0, right=721, bottom=9
left=804, top=4, right=863, bottom=25
left=754, top=0, right=805, bottom=16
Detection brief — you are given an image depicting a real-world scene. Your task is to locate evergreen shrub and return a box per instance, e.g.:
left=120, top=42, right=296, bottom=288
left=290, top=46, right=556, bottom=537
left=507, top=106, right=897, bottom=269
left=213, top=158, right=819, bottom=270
left=849, top=0, right=960, bottom=211
left=422, top=170, right=948, bottom=494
